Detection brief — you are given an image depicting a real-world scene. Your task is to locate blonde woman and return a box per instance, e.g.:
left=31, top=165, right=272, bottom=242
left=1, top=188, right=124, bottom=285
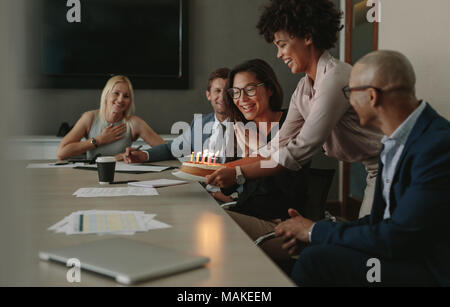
left=56, top=75, right=164, bottom=161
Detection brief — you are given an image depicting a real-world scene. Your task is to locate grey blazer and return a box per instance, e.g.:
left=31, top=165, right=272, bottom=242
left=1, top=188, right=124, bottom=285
left=145, top=113, right=216, bottom=162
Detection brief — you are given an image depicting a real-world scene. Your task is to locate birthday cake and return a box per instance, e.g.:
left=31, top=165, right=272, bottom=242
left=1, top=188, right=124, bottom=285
left=180, top=161, right=226, bottom=177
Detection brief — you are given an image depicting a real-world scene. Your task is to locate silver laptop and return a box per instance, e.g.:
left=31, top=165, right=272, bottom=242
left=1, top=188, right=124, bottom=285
left=39, top=238, right=210, bottom=285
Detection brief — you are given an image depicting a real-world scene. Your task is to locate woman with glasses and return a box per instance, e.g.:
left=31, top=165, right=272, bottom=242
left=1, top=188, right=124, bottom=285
left=207, top=0, right=382, bottom=218
left=225, top=59, right=284, bottom=152
left=214, top=58, right=310, bottom=264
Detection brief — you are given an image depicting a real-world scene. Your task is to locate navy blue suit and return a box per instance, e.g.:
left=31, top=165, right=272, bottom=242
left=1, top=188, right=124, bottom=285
left=145, top=113, right=216, bottom=162
left=293, top=105, right=450, bottom=286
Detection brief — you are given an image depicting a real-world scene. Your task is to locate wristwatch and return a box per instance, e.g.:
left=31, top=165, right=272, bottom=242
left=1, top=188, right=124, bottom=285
left=90, top=138, right=98, bottom=148
left=308, top=223, right=315, bottom=243
left=235, top=166, right=246, bottom=185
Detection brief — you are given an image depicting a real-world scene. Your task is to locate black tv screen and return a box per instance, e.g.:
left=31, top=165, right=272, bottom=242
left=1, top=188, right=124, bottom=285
left=33, top=0, right=188, bottom=89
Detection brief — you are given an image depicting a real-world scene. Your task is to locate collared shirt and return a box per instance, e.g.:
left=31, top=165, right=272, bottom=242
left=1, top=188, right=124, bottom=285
left=143, top=113, right=228, bottom=163
left=380, top=101, right=427, bottom=219
left=204, top=115, right=229, bottom=193
left=205, top=115, right=229, bottom=164
left=269, top=51, right=383, bottom=170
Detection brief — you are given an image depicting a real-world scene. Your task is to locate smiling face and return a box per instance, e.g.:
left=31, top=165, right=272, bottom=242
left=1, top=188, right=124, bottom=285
left=232, top=71, right=272, bottom=123
left=105, top=82, right=131, bottom=119
left=273, top=30, right=313, bottom=75
left=206, top=78, right=227, bottom=118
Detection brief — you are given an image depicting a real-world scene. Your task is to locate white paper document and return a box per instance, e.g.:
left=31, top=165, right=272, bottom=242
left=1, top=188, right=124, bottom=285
left=73, top=187, right=159, bottom=197
left=48, top=210, right=171, bottom=235
left=128, top=179, right=187, bottom=188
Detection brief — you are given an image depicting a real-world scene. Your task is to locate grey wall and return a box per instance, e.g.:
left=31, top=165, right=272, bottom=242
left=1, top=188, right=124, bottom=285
left=1, top=0, right=36, bottom=282
left=18, top=0, right=304, bottom=135
left=379, top=0, right=450, bottom=120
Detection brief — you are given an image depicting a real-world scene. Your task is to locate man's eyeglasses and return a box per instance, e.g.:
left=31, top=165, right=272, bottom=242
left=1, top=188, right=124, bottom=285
left=342, top=85, right=382, bottom=100
left=227, top=83, right=265, bottom=99
left=342, top=85, right=411, bottom=100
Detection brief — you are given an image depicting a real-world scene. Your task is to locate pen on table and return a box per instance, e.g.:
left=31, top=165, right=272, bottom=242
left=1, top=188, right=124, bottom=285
left=53, top=161, right=70, bottom=166
left=127, top=145, right=143, bottom=158
left=79, top=214, right=84, bottom=232
left=110, top=180, right=139, bottom=185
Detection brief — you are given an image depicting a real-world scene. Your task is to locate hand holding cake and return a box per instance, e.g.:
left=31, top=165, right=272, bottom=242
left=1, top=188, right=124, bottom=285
left=205, top=167, right=237, bottom=188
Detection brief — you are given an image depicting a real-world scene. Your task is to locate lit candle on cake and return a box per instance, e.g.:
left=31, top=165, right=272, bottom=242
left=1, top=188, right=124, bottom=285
left=190, top=152, right=194, bottom=162
left=202, top=150, right=208, bottom=163
left=207, top=152, right=212, bottom=164
left=213, top=151, right=219, bottom=164
left=196, top=152, right=201, bottom=163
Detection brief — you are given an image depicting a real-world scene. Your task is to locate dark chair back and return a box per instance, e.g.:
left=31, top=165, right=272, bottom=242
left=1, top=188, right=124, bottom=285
left=301, top=168, right=335, bottom=221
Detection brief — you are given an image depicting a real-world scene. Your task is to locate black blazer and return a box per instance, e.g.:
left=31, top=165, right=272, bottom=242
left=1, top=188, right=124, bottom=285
left=145, top=113, right=216, bottom=162
left=312, top=104, right=450, bottom=285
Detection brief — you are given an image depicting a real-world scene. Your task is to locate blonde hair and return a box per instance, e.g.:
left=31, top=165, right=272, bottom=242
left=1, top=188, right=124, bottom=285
left=99, top=75, right=135, bottom=123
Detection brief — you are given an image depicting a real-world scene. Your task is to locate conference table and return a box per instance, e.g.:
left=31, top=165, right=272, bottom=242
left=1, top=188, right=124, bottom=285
left=7, top=159, right=294, bottom=286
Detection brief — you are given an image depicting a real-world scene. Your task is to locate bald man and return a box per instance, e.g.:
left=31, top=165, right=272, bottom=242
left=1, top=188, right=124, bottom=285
left=275, top=50, right=450, bottom=286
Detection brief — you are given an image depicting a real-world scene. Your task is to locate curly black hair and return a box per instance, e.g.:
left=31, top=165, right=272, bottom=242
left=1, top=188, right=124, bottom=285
left=257, top=0, right=343, bottom=51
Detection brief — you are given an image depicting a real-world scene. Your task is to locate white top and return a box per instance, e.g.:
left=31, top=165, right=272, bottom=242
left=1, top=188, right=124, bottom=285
left=268, top=51, right=382, bottom=170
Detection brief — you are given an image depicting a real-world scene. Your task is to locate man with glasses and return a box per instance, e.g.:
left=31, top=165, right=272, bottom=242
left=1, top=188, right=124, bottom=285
left=275, top=50, right=450, bottom=286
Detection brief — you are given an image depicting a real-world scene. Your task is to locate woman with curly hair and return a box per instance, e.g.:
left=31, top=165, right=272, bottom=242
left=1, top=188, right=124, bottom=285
left=207, top=0, right=382, bottom=218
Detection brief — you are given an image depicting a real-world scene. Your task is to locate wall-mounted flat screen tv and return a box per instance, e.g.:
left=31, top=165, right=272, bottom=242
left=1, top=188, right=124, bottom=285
left=31, top=0, right=188, bottom=89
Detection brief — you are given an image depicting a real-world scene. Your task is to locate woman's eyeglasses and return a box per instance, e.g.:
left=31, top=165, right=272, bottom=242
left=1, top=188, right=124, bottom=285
left=227, top=83, right=265, bottom=99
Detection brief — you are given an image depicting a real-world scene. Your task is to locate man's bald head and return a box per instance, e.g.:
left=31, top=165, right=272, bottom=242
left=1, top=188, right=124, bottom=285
left=348, top=50, right=421, bottom=135
left=351, top=50, right=416, bottom=96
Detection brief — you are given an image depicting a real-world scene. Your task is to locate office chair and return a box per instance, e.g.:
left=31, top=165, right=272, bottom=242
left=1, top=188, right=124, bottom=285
left=220, top=201, right=237, bottom=208
left=253, top=168, right=335, bottom=275
left=254, top=168, right=335, bottom=245
left=299, top=168, right=335, bottom=221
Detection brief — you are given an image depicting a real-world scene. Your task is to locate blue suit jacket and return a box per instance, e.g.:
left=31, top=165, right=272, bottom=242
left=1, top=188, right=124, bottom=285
left=145, top=113, right=216, bottom=162
left=312, top=104, right=450, bottom=285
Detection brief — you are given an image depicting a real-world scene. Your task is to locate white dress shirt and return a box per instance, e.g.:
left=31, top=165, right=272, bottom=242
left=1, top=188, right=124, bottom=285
left=205, top=115, right=229, bottom=164
left=204, top=115, right=229, bottom=193
left=380, top=101, right=426, bottom=219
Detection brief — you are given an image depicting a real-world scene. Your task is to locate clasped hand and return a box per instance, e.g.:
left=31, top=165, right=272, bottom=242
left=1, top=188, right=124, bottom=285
left=275, top=209, right=315, bottom=255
